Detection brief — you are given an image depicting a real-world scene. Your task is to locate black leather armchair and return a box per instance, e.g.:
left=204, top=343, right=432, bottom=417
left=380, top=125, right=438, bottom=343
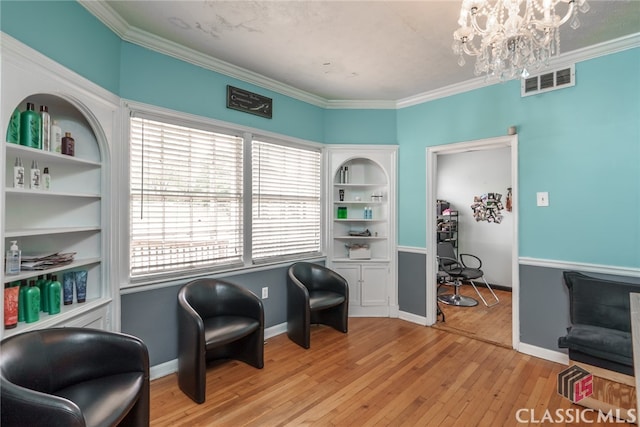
left=0, top=327, right=150, bottom=427
left=287, top=262, right=348, bottom=349
left=178, top=278, right=264, bottom=404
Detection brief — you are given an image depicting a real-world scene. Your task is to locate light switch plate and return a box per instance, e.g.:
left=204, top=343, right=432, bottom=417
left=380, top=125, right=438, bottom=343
left=536, top=192, right=549, bottom=207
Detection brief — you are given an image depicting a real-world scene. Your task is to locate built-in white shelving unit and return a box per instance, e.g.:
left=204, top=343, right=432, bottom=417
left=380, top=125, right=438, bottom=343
left=1, top=34, right=117, bottom=338
left=326, top=146, right=398, bottom=317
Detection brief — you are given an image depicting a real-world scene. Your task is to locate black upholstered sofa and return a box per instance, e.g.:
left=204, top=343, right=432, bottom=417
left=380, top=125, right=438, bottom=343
left=558, top=271, right=640, bottom=376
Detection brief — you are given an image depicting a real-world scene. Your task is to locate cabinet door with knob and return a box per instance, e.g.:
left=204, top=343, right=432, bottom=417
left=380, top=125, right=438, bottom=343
left=327, top=145, right=397, bottom=318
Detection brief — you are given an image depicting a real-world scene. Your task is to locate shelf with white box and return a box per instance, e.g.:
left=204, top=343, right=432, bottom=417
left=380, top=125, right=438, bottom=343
left=327, top=146, right=397, bottom=317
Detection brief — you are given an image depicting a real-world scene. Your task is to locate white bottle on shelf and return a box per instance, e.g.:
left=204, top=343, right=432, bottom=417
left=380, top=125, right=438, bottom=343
left=30, top=160, right=41, bottom=190
left=5, top=241, right=21, bottom=275
left=51, top=120, right=62, bottom=153
left=13, top=157, right=25, bottom=189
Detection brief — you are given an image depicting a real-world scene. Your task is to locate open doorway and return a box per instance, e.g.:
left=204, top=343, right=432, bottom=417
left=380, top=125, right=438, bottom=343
left=425, top=135, right=519, bottom=350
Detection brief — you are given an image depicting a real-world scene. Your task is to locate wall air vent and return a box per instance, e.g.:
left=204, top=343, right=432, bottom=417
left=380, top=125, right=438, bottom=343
left=521, top=64, right=575, bottom=97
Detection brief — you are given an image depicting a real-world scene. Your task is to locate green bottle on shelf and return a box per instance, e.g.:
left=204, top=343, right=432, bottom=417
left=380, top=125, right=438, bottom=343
left=47, top=275, right=62, bottom=315
left=19, top=102, right=41, bottom=149
left=36, top=275, right=47, bottom=311
left=25, top=280, right=40, bottom=323
left=18, top=280, right=28, bottom=322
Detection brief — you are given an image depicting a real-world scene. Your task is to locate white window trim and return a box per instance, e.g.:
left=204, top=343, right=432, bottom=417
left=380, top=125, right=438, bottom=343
left=119, top=99, right=326, bottom=290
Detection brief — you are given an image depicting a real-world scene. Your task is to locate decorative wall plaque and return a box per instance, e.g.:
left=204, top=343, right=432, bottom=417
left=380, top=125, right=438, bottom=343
left=226, top=85, right=272, bottom=119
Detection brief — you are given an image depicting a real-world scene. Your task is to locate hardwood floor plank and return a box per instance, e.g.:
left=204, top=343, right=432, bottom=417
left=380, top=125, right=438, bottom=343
left=150, top=318, right=621, bottom=426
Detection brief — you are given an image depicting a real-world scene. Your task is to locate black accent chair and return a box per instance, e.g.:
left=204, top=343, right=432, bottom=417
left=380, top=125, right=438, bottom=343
left=178, top=278, right=264, bottom=404
left=287, top=262, right=348, bottom=349
left=558, top=271, right=637, bottom=375
left=437, top=242, right=499, bottom=307
left=0, top=327, right=150, bottom=427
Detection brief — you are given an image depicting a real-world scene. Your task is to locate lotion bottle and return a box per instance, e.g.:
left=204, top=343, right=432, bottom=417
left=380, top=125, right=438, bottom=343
left=30, top=160, right=41, bottom=190
left=43, top=167, right=51, bottom=190
left=51, top=120, right=62, bottom=153
left=13, top=157, right=25, bottom=189
left=20, top=102, right=41, bottom=149
left=5, top=240, right=21, bottom=275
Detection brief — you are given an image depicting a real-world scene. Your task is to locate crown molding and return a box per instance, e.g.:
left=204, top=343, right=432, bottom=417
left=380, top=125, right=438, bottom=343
left=79, top=1, right=639, bottom=110
left=396, top=33, right=640, bottom=109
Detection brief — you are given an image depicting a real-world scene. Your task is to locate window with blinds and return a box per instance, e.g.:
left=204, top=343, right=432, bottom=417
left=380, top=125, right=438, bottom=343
left=130, top=117, right=243, bottom=277
left=252, top=140, right=321, bottom=261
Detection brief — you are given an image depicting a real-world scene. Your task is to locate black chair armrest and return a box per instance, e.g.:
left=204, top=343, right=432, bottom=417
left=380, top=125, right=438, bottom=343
left=1, top=380, right=85, bottom=427
left=459, top=253, right=482, bottom=269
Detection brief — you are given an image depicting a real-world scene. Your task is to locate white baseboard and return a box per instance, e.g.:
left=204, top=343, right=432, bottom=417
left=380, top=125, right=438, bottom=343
left=519, top=342, right=569, bottom=365
left=149, top=322, right=287, bottom=381
left=398, top=310, right=428, bottom=326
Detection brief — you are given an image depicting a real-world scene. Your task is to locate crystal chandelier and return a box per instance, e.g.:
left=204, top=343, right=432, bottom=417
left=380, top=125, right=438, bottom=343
left=453, top=0, right=591, bottom=81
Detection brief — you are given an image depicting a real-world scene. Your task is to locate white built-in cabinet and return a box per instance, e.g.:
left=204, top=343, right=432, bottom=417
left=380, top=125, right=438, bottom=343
left=326, top=145, right=398, bottom=317
left=1, top=34, right=118, bottom=339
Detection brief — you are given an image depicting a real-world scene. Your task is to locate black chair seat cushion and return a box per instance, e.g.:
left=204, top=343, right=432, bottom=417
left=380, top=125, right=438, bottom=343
left=204, top=316, right=261, bottom=349
left=459, top=268, right=483, bottom=280
left=309, top=290, right=346, bottom=311
left=558, top=324, right=632, bottom=367
left=55, top=372, right=144, bottom=427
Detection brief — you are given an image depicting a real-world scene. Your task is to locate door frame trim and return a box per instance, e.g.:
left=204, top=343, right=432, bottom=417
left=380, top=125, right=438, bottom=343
left=425, top=135, right=519, bottom=350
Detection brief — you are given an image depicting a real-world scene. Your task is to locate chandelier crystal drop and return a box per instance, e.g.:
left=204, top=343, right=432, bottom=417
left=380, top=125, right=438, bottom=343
left=452, top=0, right=590, bottom=81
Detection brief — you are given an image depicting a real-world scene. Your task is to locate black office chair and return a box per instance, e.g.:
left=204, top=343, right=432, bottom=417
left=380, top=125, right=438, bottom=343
left=1, top=328, right=150, bottom=427
left=287, top=262, right=348, bottom=349
left=437, top=242, right=499, bottom=307
left=178, top=278, right=264, bottom=403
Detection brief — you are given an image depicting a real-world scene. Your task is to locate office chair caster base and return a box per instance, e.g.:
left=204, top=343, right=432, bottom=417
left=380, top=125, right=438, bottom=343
left=438, top=294, right=479, bottom=307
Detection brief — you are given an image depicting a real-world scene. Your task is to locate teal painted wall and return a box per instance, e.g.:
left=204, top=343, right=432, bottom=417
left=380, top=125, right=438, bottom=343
left=324, top=108, right=397, bottom=144
left=0, top=0, right=121, bottom=94
left=398, top=48, right=640, bottom=268
left=3, top=1, right=637, bottom=268
left=119, top=42, right=325, bottom=142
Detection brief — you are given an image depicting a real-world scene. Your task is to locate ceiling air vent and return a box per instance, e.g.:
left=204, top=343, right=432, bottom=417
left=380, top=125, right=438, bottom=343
left=521, top=64, right=575, bottom=97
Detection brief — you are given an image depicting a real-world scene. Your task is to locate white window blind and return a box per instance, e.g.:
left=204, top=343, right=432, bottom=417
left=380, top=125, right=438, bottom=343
left=130, top=117, right=243, bottom=277
left=252, top=140, right=321, bottom=261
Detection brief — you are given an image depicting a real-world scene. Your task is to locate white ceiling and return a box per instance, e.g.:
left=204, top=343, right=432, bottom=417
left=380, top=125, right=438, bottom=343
left=82, top=1, right=640, bottom=104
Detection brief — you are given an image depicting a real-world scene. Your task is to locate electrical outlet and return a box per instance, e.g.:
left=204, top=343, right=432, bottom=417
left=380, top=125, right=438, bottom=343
left=536, top=191, right=549, bottom=207
left=261, top=287, right=268, bottom=299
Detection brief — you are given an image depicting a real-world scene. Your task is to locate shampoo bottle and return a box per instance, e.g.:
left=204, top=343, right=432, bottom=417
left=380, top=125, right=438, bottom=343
left=5, top=241, right=21, bottom=275
left=4, top=282, right=20, bottom=329
left=61, top=132, right=75, bottom=156
left=30, top=160, right=41, bottom=190
left=6, top=108, right=21, bottom=144
left=25, top=280, right=41, bottom=323
left=48, top=275, right=62, bottom=315
left=18, top=280, right=28, bottom=322
left=51, top=120, right=62, bottom=153
left=20, top=102, right=41, bottom=149
left=40, top=105, right=51, bottom=151
left=13, top=157, right=25, bottom=189
left=36, top=275, right=48, bottom=312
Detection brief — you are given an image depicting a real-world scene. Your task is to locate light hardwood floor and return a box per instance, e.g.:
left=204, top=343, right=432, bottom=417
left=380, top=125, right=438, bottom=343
left=150, top=318, right=618, bottom=426
left=434, top=285, right=512, bottom=348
